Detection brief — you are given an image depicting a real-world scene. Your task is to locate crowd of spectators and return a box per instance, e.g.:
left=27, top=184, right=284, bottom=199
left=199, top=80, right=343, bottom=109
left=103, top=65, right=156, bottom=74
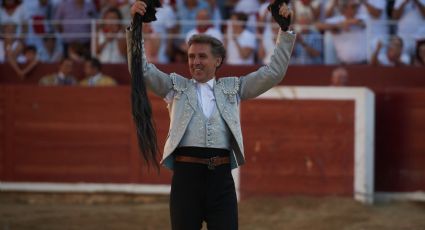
left=1, top=0, right=424, bottom=82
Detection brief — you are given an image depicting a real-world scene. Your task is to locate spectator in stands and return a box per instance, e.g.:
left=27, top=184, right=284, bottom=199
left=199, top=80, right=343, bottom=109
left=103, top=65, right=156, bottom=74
left=9, top=45, right=39, bottom=79
left=37, top=35, right=63, bottom=63
left=330, top=66, right=349, bottom=86
left=293, top=0, right=321, bottom=23
left=0, top=22, right=23, bottom=63
left=80, top=57, right=117, bottom=86
left=173, top=0, right=209, bottom=62
left=96, top=7, right=126, bottom=64
left=39, top=57, right=77, bottom=86
left=143, top=22, right=161, bottom=63
left=233, top=0, right=260, bottom=32
left=177, top=0, right=209, bottom=36
left=185, top=9, right=223, bottom=44
left=67, top=42, right=88, bottom=63
left=257, top=18, right=279, bottom=65
left=0, top=0, right=28, bottom=37
left=222, top=0, right=238, bottom=19
left=150, top=0, right=177, bottom=64
left=322, top=0, right=342, bottom=64
left=371, top=35, right=410, bottom=66
left=324, top=0, right=342, bottom=18
left=98, top=0, right=132, bottom=20
left=257, top=0, right=273, bottom=35
left=99, top=0, right=121, bottom=16
left=291, top=13, right=323, bottom=65
left=54, top=0, right=98, bottom=57
left=413, top=39, right=425, bottom=66
left=392, top=0, right=425, bottom=55
left=118, top=0, right=132, bottom=21
left=225, top=12, right=256, bottom=65
left=357, top=0, right=388, bottom=61
left=25, top=0, right=55, bottom=48
left=316, top=0, right=368, bottom=64
left=205, top=0, right=223, bottom=30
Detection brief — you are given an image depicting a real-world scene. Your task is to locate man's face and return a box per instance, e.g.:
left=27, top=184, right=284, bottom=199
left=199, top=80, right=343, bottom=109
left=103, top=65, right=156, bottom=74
left=84, top=61, right=97, bottom=77
left=231, top=15, right=244, bottom=34
left=387, top=37, right=403, bottom=61
left=188, top=43, right=221, bottom=83
left=343, top=3, right=360, bottom=19
left=103, top=11, right=120, bottom=33
left=60, top=60, right=74, bottom=76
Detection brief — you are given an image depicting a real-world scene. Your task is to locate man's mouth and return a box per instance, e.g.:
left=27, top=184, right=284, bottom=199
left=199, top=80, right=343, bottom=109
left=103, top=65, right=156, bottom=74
left=193, top=66, right=203, bottom=72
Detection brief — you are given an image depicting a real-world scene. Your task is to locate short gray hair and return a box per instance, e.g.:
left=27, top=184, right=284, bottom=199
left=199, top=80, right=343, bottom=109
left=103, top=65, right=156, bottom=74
left=187, top=34, right=226, bottom=68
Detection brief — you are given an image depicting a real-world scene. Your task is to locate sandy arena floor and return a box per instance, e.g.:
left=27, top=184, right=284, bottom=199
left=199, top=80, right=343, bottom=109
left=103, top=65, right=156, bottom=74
left=1, top=192, right=425, bottom=230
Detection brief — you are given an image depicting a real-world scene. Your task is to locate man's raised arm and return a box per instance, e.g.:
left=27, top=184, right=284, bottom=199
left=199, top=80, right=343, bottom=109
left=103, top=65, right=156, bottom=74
left=126, top=1, right=173, bottom=98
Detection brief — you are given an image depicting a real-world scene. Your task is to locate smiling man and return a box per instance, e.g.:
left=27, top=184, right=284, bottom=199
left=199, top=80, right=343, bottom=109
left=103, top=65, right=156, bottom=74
left=127, top=1, right=295, bottom=229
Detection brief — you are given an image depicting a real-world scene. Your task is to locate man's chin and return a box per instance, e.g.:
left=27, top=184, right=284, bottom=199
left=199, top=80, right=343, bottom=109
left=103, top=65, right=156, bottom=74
left=193, top=75, right=205, bottom=81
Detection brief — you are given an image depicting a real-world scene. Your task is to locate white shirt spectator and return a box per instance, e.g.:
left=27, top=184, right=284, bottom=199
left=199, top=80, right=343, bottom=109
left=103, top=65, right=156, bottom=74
left=357, top=0, right=388, bottom=60
left=260, top=26, right=277, bottom=65
left=393, top=0, right=425, bottom=54
left=150, top=3, right=177, bottom=63
left=234, top=0, right=260, bottom=32
left=294, top=0, right=321, bottom=22
left=377, top=51, right=411, bottom=66
left=325, top=14, right=368, bottom=64
left=226, top=29, right=257, bottom=65
left=234, top=0, right=260, bottom=14
left=258, top=1, right=273, bottom=34
left=0, top=3, right=28, bottom=35
left=97, top=32, right=126, bottom=64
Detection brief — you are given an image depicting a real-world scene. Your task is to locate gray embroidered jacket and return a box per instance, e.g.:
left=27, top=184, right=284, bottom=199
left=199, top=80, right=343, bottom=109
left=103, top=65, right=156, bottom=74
left=126, top=29, right=295, bottom=169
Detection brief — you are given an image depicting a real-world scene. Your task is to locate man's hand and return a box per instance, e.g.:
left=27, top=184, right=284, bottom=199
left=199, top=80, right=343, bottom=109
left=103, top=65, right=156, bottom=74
left=268, top=0, right=293, bottom=31
left=131, top=1, right=148, bottom=18
left=130, top=0, right=161, bottom=22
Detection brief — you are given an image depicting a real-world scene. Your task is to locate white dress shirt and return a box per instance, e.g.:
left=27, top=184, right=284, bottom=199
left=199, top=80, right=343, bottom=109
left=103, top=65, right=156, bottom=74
left=196, top=78, right=216, bottom=118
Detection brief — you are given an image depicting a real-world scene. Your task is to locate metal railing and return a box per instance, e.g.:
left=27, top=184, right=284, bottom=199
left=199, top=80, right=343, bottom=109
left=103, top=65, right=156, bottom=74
left=0, top=18, right=419, bottom=65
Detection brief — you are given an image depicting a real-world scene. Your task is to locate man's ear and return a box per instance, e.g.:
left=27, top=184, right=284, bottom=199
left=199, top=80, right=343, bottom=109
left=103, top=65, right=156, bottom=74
left=216, top=58, right=222, bottom=67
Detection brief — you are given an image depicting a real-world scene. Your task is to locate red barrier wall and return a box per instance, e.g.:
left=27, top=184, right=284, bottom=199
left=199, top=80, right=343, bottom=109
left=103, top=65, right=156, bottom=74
left=0, top=86, right=359, bottom=198
left=374, top=89, right=425, bottom=192
left=0, top=86, right=172, bottom=184
left=1, top=64, right=425, bottom=88
left=241, top=99, right=355, bottom=197
left=1, top=64, right=425, bottom=196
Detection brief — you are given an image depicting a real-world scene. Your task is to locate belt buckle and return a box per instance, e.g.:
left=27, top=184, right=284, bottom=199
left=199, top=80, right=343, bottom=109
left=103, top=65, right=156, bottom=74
left=207, top=156, right=218, bottom=170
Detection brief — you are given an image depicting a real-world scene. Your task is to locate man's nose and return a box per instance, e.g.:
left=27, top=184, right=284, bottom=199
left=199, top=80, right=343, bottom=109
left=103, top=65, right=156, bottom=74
left=193, top=56, right=201, bottom=64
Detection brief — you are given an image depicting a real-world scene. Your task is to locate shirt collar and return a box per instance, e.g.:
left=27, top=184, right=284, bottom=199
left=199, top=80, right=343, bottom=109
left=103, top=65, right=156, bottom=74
left=58, top=72, right=66, bottom=79
left=194, top=78, right=215, bottom=90
left=90, top=73, right=102, bottom=81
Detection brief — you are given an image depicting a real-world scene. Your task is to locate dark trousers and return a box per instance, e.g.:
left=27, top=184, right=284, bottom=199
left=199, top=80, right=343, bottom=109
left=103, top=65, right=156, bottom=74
left=170, top=147, right=238, bottom=230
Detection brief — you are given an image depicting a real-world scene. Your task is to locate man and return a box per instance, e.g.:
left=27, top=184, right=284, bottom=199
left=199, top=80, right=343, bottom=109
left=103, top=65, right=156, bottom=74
left=54, top=0, right=98, bottom=56
left=185, top=9, right=223, bottom=43
left=225, top=12, right=257, bottom=65
left=128, top=1, right=295, bottom=229
left=392, top=0, right=425, bottom=55
left=316, top=0, right=367, bottom=64
left=291, top=13, right=323, bottom=65
left=330, top=66, right=349, bottom=86
left=370, top=35, right=411, bottom=66
left=80, top=57, right=117, bottom=86
left=39, top=57, right=77, bottom=86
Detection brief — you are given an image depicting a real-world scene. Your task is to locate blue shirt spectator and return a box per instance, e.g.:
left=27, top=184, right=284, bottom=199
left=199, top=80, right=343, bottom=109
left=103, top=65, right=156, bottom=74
left=177, top=0, right=209, bottom=37
left=54, top=0, right=98, bottom=44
